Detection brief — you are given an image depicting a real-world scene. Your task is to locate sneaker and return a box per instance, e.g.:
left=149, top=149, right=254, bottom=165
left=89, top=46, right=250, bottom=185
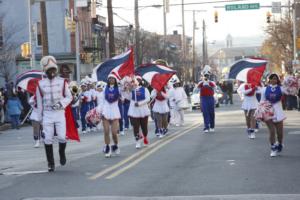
left=82, top=130, right=87, bottom=134
left=34, top=140, right=40, bottom=148
left=86, top=128, right=91, bottom=133
left=270, top=145, right=277, bottom=157
left=135, top=140, right=142, bottom=149
left=124, top=127, right=128, bottom=131
left=247, top=129, right=254, bottom=139
left=143, top=136, right=149, bottom=146
left=111, top=144, right=120, bottom=155
left=276, top=143, right=283, bottom=153
left=250, top=132, right=256, bottom=139
left=204, top=129, right=209, bottom=133
left=158, top=133, right=164, bottom=139
left=163, top=128, right=168, bottom=135
left=104, top=145, right=111, bottom=158
left=120, top=131, right=125, bottom=136
left=254, top=129, right=259, bottom=133
left=209, top=128, right=215, bottom=132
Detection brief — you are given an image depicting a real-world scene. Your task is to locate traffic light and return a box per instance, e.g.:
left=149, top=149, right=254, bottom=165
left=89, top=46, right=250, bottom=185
left=21, top=42, right=30, bottom=58
left=266, top=11, right=271, bottom=23
left=214, top=11, right=218, bottom=23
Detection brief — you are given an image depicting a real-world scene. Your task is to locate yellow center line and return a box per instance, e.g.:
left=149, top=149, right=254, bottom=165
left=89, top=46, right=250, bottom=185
left=89, top=123, right=199, bottom=180
left=105, top=123, right=199, bottom=179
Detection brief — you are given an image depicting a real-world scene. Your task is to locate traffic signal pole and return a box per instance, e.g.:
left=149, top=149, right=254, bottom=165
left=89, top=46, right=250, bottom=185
left=74, top=0, right=81, bottom=83
left=28, top=0, right=36, bottom=69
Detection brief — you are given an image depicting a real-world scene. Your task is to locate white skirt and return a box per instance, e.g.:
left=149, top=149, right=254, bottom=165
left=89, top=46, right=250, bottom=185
left=101, top=100, right=121, bottom=120
left=272, top=101, right=286, bottom=122
left=128, top=101, right=150, bottom=118
left=241, top=95, right=258, bottom=111
left=152, top=99, right=170, bottom=113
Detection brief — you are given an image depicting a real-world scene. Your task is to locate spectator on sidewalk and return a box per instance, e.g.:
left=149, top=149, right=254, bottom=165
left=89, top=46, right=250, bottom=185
left=7, top=92, right=23, bottom=129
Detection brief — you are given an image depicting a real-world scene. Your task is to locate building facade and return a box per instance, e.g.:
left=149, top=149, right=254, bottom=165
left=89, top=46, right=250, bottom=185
left=0, top=0, right=106, bottom=85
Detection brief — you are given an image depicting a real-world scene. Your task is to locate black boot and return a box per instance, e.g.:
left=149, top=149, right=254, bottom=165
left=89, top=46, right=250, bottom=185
left=44, top=144, right=55, bottom=172
left=59, top=142, right=67, bottom=166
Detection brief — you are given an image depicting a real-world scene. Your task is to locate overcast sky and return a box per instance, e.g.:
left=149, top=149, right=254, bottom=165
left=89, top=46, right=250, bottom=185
left=98, top=0, right=289, bottom=44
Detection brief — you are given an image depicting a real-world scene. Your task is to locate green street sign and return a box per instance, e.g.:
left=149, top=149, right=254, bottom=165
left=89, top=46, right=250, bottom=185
left=225, top=3, right=260, bottom=11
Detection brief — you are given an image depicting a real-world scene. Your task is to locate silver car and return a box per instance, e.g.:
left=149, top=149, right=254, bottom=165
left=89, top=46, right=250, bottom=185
left=190, top=86, right=223, bottom=110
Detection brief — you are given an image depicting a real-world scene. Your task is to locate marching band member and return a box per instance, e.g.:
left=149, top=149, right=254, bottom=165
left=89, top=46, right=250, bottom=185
left=260, top=73, right=286, bottom=157
left=151, top=87, right=169, bottom=138
left=95, top=81, right=106, bottom=108
left=197, top=72, right=216, bottom=133
left=36, top=55, right=72, bottom=172
left=70, top=83, right=80, bottom=129
left=101, top=74, right=121, bottom=157
left=237, top=81, right=258, bottom=139
left=79, top=80, right=91, bottom=134
left=172, top=81, right=187, bottom=126
left=128, top=76, right=151, bottom=149
left=88, top=80, right=97, bottom=132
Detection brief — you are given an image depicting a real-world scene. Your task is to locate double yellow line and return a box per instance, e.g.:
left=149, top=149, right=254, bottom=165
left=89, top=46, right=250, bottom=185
left=89, top=123, right=199, bottom=180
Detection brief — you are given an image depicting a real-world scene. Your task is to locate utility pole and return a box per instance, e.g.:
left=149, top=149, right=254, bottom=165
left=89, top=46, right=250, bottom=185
left=181, top=0, right=186, bottom=80
left=134, top=0, right=141, bottom=66
left=40, top=1, right=49, bottom=56
left=163, top=0, right=167, bottom=59
left=202, top=19, right=208, bottom=66
left=107, top=0, right=115, bottom=57
left=192, top=10, right=196, bottom=82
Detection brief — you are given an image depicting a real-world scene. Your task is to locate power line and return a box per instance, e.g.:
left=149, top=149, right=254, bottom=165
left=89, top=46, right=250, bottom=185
left=105, top=0, right=253, bottom=10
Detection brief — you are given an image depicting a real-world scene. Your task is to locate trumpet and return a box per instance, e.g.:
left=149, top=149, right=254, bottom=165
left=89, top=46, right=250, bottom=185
left=71, top=85, right=80, bottom=96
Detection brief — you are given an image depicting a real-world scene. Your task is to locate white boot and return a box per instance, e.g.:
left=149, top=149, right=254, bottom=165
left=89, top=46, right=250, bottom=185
left=34, top=140, right=40, bottom=148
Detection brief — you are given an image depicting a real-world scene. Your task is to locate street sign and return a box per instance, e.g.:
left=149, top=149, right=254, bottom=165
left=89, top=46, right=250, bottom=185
left=76, top=0, right=88, bottom=7
left=272, top=2, right=281, bottom=13
left=225, top=3, right=260, bottom=11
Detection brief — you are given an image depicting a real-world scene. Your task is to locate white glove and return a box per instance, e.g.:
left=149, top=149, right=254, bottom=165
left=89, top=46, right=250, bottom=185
left=203, top=81, right=209, bottom=86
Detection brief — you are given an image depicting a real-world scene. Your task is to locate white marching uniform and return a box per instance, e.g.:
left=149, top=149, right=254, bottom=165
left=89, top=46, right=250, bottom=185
left=167, top=87, right=176, bottom=124
left=95, top=91, right=104, bottom=109
left=36, top=77, right=72, bottom=144
left=237, top=83, right=258, bottom=111
left=151, top=89, right=169, bottom=114
left=170, top=86, right=187, bottom=125
left=101, top=86, right=121, bottom=120
left=128, top=86, right=151, bottom=118
left=260, top=86, right=286, bottom=122
left=29, top=96, right=40, bottom=122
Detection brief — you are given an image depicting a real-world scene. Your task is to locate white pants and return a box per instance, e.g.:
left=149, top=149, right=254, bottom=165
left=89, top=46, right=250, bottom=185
left=170, top=107, right=176, bottom=125
left=42, top=110, right=66, bottom=144
left=173, top=108, right=184, bottom=125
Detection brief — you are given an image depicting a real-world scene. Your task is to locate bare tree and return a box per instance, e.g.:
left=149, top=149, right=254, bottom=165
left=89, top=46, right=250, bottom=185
left=261, top=12, right=293, bottom=72
left=0, top=14, right=20, bottom=84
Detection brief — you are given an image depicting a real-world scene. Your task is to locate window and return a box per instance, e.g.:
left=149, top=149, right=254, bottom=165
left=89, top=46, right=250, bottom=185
left=36, top=22, right=42, bottom=46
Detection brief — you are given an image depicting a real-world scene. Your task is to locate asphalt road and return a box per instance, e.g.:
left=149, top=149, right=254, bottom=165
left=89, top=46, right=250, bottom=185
left=0, top=95, right=300, bottom=200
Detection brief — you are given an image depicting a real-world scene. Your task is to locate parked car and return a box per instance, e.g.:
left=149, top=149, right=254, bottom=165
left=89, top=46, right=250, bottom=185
left=190, top=86, right=223, bottom=110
